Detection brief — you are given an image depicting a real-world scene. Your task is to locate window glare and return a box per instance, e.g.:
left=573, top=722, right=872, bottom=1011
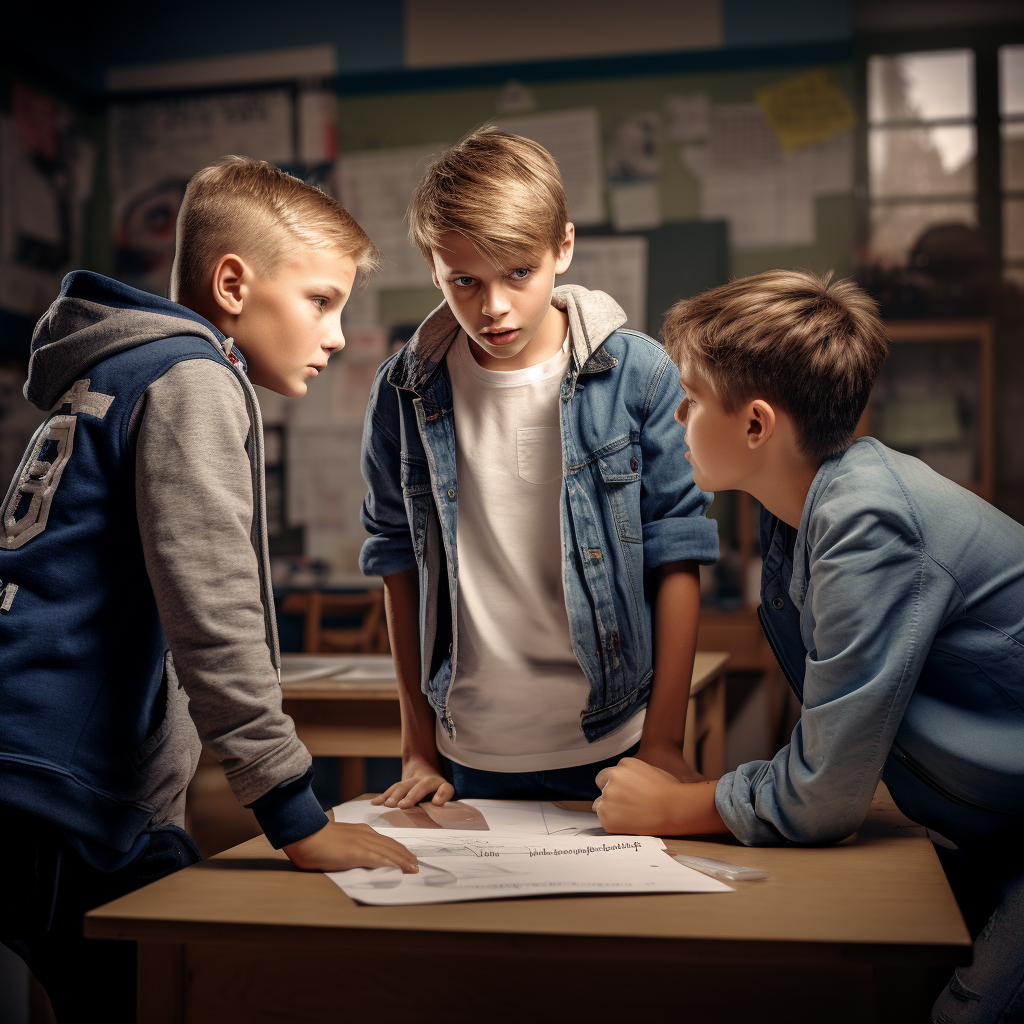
left=868, top=50, right=974, bottom=124
left=1000, top=45, right=1024, bottom=118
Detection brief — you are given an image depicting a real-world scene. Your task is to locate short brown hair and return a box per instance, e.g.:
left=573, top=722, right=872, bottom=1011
left=408, top=125, right=568, bottom=271
left=170, top=156, right=378, bottom=301
left=663, top=270, right=888, bottom=463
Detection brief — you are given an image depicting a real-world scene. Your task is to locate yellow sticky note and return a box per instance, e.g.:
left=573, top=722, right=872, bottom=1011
left=755, top=69, right=855, bottom=152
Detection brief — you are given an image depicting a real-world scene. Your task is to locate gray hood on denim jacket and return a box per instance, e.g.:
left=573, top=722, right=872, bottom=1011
left=25, top=292, right=225, bottom=412
left=387, top=284, right=628, bottom=395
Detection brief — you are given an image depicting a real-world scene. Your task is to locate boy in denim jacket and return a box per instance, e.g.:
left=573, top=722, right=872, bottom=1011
left=595, top=270, right=1024, bottom=1024
left=360, top=126, right=718, bottom=808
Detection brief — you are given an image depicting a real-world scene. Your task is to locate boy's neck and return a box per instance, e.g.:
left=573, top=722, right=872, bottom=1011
left=746, top=444, right=822, bottom=531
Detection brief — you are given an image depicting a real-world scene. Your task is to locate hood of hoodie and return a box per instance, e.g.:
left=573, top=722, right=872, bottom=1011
left=25, top=271, right=231, bottom=411
left=386, top=283, right=627, bottom=395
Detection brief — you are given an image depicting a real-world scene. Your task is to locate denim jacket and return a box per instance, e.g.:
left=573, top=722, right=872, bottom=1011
left=716, top=438, right=1024, bottom=849
left=360, top=285, right=718, bottom=742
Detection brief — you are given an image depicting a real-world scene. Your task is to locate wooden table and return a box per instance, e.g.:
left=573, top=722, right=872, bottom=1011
left=281, top=652, right=730, bottom=798
left=85, top=786, right=969, bottom=1024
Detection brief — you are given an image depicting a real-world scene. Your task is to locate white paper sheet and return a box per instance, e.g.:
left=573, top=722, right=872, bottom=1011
left=665, top=92, right=711, bottom=142
left=108, top=89, right=293, bottom=295
left=559, top=236, right=648, bottom=331
left=609, top=181, right=662, bottom=232
left=495, top=109, right=605, bottom=226
left=679, top=105, right=853, bottom=249
left=333, top=798, right=606, bottom=837
left=327, top=833, right=733, bottom=906
left=336, top=145, right=445, bottom=291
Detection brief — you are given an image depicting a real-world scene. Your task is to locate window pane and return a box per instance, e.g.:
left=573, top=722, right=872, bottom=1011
left=868, top=200, right=977, bottom=265
left=868, top=50, right=974, bottom=124
left=999, top=45, right=1024, bottom=117
left=869, top=125, right=976, bottom=198
left=1004, top=198, right=1024, bottom=260
left=1003, top=121, right=1024, bottom=192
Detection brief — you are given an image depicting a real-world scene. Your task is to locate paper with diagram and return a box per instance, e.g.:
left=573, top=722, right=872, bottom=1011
left=328, top=799, right=733, bottom=905
left=327, top=833, right=733, bottom=906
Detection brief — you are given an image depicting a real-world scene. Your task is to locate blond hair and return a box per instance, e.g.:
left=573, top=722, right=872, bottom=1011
left=663, top=270, right=888, bottom=463
left=170, top=156, right=378, bottom=301
left=409, top=125, right=568, bottom=271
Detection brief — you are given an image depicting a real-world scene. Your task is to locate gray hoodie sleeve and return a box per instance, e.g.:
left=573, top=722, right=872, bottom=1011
left=134, top=357, right=326, bottom=843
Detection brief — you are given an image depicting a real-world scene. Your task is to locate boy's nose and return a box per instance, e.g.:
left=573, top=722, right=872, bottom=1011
left=481, top=284, right=511, bottom=318
left=674, top=398, right=688, bottom=425
left=326, top=326, right=345, bottom=354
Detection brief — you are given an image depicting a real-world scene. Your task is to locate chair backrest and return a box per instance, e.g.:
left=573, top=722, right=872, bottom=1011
left=280, top=590, right=389, bottom=654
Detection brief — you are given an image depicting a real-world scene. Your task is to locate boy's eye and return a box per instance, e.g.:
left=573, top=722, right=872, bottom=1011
left=312, top=297, right=328, bottom=312
left=509, top=268, right=530, bottom=280
left=453, top=276, right=475, bottom=287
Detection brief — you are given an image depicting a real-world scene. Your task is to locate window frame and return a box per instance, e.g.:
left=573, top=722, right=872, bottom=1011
left=855, top=22, right=1024, bottom=277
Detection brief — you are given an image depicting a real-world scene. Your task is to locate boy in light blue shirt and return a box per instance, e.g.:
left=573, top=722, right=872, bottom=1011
left=595, top=270, right=1024, bottom=1023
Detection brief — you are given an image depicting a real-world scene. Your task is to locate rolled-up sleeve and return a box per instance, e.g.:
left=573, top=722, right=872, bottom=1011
left=640, top=355, right=718, bottom=568
left=716, top=493, right=955, bottom=845
left=359, top=361, right=417, bottom=577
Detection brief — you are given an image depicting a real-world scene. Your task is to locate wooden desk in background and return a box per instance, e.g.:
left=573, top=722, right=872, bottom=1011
left=281, top=651, right=730, bottom=799
left=86, top=786, right=969, bottom=1024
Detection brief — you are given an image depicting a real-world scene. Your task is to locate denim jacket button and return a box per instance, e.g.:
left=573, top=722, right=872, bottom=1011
left=447, top=488, right=456, bottom=500
left=772, top=597, right=785, bottom=610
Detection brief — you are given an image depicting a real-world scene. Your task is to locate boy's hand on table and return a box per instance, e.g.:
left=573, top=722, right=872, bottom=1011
left=594, top=757, right=727, bottom=838
left=370, top=756, right=454, bottom=809
left=283, top=822, right=418, bottom=873
left=594, top=757, right=688, bottom=834
left=635, top=741, right=705, bottom=783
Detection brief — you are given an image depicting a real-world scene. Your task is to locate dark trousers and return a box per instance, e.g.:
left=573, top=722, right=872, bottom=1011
left=0, top=806, right=200, bottom=1024
left=441, top=742, right=640, bottom=801
left=931, top=840, right=1024, bottom=1024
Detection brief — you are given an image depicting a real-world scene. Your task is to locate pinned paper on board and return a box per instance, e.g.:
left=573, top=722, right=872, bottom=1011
left=109, top=89, right=293, bottom=295
left=560, top=236, right=648, bottom=331
left=664, top=92, right=711, bottom=142
left=496, top=108, right=605, bottom=225
left=755, top=68, right=856, bottom=152
left=336, top=144, right=445, bottom=291
left=680, top=102, right=853, bottom=248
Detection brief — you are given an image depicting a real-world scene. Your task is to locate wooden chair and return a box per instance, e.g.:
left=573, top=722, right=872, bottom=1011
left=280, top=590, right=389, bottom=654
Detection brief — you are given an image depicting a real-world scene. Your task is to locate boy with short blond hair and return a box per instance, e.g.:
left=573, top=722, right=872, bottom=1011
left=595, top=270, right=1024, bottom=1024
left=0, top=156, right=416, bottom=1022
left=361, top=126, right=718, bottom=809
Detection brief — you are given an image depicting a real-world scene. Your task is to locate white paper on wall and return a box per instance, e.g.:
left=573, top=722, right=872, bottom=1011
left=559, top=235, right=648, bottom=332
left=496, top=108, right=605, bottom=226
left=609, top=180, right=662, bottom=232
left=664, top=92, right=711, bottom=142
left=680, top=104, right=853, bottom=249
left=336, top=145, right=445, bottom=292
left=108, top=89, right=293, bottom=295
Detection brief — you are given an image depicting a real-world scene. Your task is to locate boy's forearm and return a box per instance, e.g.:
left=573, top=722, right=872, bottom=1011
left=639, top=560, right=701, bottom=753
left=382, top=569, right=441, bottom=766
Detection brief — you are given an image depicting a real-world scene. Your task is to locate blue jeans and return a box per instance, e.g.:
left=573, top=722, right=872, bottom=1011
left=932, top=841, right=1024, bottom=1024
left=441, top=743, right=639, bottom=802
left=0, top=805, right=200, bottom=1024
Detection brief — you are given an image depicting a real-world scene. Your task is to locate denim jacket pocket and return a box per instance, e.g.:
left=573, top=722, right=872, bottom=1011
left=598, top=442, right=643, bottom=544
left=400, top=455, right=433, bottom=563
left=516, top=426, right=562, bottom=485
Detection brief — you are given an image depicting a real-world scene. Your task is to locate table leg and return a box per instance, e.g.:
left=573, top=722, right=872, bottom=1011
left=338, top=757, right=368, bottom=802
left=137, top=942, right=185, bottom=1024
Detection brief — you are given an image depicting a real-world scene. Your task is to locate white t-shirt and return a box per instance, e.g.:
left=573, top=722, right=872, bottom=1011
left=437, top=328, right=645, bottom=771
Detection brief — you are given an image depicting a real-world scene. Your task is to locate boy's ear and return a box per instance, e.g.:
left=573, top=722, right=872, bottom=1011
left=554, top=222, right=575, bottom=275
left=429, top=254, right=442, bottom=290
left=746, top=399, right=777, bottom=450
left=210, top=254, right=248, bottom=316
